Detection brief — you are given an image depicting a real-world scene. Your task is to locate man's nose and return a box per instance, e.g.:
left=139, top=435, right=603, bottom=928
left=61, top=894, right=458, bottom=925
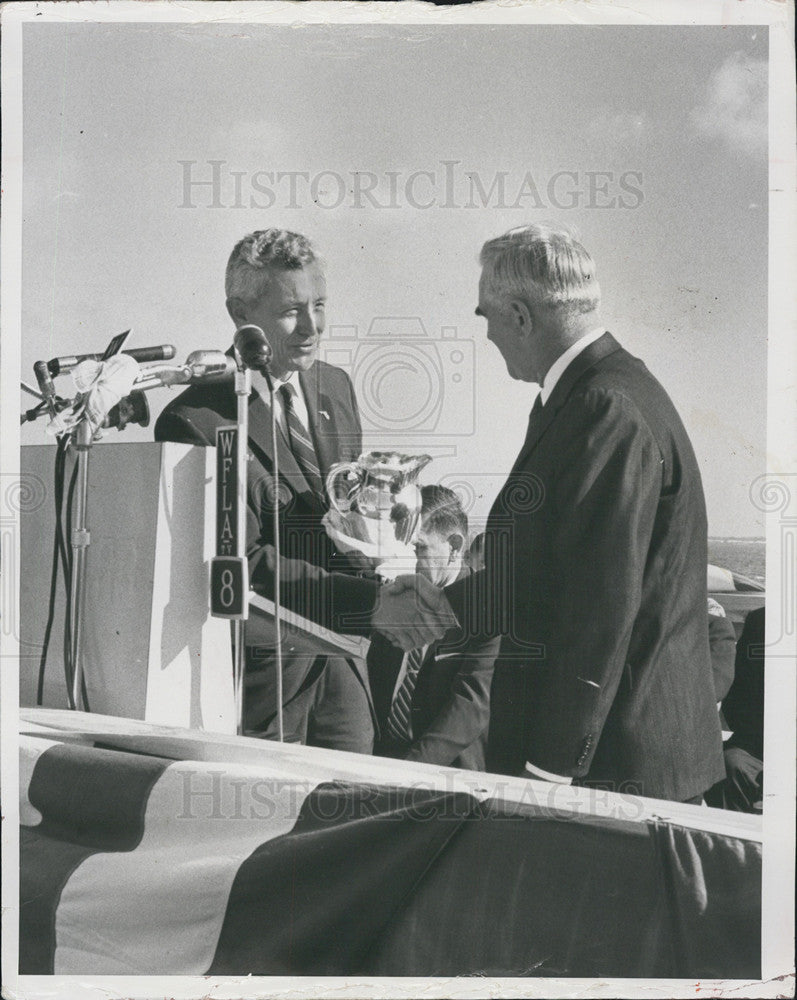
left=299, top=307, right=320, bottom=337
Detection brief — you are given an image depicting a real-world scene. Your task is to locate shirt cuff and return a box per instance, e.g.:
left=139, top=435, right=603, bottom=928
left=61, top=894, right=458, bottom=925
left=524, top=761, right=573, bottom=785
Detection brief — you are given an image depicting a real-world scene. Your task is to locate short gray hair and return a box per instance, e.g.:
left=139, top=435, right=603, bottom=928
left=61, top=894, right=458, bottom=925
left=480, top=223, right=601, bottom=314
left=225, top=228, right=321, bottom=302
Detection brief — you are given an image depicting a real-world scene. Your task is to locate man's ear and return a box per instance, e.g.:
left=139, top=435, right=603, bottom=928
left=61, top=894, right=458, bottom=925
left=226, top=297, right=248, bottom=328
left=447, top=532, right=465, bottom=562
left=509, top=298, right=533, bottom=338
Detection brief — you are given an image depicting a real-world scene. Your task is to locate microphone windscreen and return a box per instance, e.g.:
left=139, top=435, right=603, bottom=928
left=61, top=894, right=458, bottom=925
left=234, top=325, right=273, bottom=371
left=126, top=345, right=176, bottom=363
left=34, top=360, right=57, bottom=399
left=185, top=351, right=237, bottom=380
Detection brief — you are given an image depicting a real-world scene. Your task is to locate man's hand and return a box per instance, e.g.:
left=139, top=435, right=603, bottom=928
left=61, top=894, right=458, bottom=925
left=372, top=574, right=458, bottom=651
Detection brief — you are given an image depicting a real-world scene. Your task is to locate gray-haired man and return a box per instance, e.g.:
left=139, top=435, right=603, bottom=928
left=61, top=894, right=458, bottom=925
left=155, top=228, right=376, bottom=750
left=384, top=223, right=725, bottom=802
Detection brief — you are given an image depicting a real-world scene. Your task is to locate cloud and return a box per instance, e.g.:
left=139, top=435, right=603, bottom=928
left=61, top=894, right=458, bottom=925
left=691, top=52, right=767, bottom=158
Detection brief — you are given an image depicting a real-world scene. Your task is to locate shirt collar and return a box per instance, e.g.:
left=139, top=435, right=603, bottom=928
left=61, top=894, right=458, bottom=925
left=252, top=367, right=299, bottom=398
left=274, top=370, right=299, bottom=391
left=539, top=327, right=605, bottom=405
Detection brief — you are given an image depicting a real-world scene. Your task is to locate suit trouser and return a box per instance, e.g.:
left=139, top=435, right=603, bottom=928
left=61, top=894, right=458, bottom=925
left=244, top=648, right=375, bottom=754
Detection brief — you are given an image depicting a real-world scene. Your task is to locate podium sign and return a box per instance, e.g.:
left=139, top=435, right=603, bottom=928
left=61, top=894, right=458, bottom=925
left=215, top=427, right=238, bottom=555
left=210, top=427, right=247, bottom=619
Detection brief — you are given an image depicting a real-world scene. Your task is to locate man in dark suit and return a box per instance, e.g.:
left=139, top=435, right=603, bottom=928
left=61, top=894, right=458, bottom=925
left=369, top=486, right=497, bottom=769
left=384, top=223, right=725, bottom=802
left=706, top=606, right=765, bottom=813
left=154, top=228, right=375, bottom=751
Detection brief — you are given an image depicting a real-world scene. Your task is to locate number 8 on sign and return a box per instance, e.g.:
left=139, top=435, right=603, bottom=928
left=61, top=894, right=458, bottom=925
left=210, top=556, right=247, bottom=619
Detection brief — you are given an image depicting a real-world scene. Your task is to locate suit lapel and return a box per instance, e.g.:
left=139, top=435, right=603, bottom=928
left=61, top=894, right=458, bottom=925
left=414, top=569, right=467, bottom=688
left=299, top=365, right=338, bottom=482
left=512, top=332, right=622, bottom=470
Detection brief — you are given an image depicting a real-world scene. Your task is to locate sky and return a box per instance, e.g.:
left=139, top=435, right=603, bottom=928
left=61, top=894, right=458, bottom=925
left=19, top=22, right=768, bottom=536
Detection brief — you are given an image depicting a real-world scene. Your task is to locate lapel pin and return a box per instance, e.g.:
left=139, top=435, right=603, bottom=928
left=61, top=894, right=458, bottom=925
left=319, top=409, right=331, bottom=420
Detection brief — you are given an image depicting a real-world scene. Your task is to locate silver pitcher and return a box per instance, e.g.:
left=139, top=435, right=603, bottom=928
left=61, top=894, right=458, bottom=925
left=326, top=451, right=433, bottom=545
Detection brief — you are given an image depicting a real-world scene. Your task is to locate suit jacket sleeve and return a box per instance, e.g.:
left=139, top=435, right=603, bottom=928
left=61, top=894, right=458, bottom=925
left=403, top=633, right=498, bottom=767
left=249, top=542, right=380, bottom=637
left=153, top=405, right=213, bottom=446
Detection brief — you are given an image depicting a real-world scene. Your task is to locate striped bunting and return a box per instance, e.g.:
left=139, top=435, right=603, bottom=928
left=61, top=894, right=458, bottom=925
left=19, top=731, right=475, bottom=975
left=17, top=710, right=763, bottom=979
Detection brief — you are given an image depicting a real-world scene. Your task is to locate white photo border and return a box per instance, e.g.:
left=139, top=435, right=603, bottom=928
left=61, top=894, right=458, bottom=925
left=1, top=2, right=794, bottom=998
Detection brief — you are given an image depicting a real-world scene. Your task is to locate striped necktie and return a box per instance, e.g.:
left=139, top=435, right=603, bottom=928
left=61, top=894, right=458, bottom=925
left=278, top=382, right=323, bottom=495
left=385, top=645, right=426, bottom=745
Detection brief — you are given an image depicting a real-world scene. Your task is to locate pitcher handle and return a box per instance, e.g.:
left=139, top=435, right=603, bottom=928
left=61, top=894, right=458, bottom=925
left=325, top=461, right=364, bottom=514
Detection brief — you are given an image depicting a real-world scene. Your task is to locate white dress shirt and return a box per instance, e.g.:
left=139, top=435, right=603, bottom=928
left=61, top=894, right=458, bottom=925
left=250, top=368, right=313, bottom=439
left=539, top=327, right=606, bottom=405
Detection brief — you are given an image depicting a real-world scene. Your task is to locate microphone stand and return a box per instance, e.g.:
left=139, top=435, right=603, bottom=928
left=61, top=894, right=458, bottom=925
left=232, top=363, right=251, bottom=736
left=264, top=372, right=284, bottom=743
left=69, top=419, right=92, bottom=710
left=28, top=363, right=94, bottom=712
left=24, top=352, right=224, bottom=715
left=230, top=361, right=284, bottom=741
left=66, top=394, right=150, bottom=710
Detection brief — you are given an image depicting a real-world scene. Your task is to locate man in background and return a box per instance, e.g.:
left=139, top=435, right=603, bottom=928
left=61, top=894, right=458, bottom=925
left=368, top=486, right=497, bottom=769
left=155, top=228, right=375, bottom=752
left=708, top=596, right=737, bottom=707
left=707, top=606, right=765, bottom=813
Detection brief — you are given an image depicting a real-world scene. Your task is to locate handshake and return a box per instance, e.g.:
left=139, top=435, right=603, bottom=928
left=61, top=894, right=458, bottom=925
left=371, top=574, right=459, bottom=651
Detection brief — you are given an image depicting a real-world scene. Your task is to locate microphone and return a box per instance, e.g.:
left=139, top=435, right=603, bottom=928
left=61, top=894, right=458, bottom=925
left=233, top=325, right=273, bottom=373
left=33, top=360, right=59, bottom=417
left=47, top=344, right=176, bottom=377
left=184, top=350, right=237, bottom=380
left=132, top=351, right=237, bottom=391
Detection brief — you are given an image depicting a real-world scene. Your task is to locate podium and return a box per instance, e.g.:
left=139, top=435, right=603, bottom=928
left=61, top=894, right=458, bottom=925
left=19, top=443, right=236, bottom=730
left=19, top=442, right=370, bottom=734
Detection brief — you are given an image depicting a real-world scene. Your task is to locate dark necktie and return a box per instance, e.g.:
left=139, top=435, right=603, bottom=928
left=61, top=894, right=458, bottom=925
left=278, top=383, right=323, bottom=495
left=385, top=645, right=426, bottom=745
left=524, top=392, right=544, bottom=443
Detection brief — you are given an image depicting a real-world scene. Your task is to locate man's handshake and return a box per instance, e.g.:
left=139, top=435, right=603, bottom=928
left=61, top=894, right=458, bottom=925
left=371, top=574, right=459, bottom=651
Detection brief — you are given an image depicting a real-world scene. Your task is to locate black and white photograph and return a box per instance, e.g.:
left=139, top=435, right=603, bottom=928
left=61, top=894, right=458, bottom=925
left=1, top=1, right=794, bottom=998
